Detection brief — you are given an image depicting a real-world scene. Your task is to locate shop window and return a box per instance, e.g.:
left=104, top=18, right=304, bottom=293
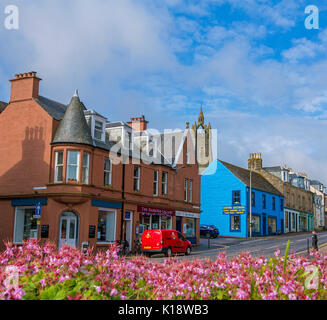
left=104, top=158, right=112, bottom=186
left=134, top=166, right=140, bottom=191
left=153, top=170, right=158, bottom=196
left=189, top=180, right=193, bottom=203
left=262, top=194, right=266, bottom=209
left=185, top=218, right=195, bottom=238
left=82, top=152, right=90, bottom=184
left=14, top=207, right=38, bottom=243
left=54, top=151, right=64, bottom=183
left=252, top=215, right=260, bottom=233
left=162, top=172, right=168, bottom=195
left=231, top=215, right=240, bottom=231
left=268, top=217, right=277, bottom=234
left=67, top=151, right=80, bottom=182
left=232, top=191, right=240, bottom=205
left=97, top=210, right=116, bottom=242
left=184, top=179, right=188, bottom=202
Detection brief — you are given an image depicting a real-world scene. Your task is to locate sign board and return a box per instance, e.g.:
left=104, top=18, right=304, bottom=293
left=41, top=225, right=49, bottom=238
left=34, top=203, right=41, bottom=219
left=223, top=206, right=245, bottom=215
left=176, top=211, right=200, bottom=219
left=88, top=225, right=96, bottom=239
left=137, top=205, right=175, bottom=217
left=124, top=211, right=132, bottom=220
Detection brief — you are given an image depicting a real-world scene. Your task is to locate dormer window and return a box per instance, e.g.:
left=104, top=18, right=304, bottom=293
left=94, top=120, right=104, bottom=140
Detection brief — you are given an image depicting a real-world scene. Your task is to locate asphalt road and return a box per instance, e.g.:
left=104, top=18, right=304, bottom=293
left=148, top=231, right=327, bottom=262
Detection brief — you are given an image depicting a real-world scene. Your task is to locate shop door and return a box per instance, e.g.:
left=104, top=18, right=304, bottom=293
left=176, top=217, right=182, bottom=232
left=59, top=212, right=78, bottom=248
left=262, top=214, right=267, bottom=236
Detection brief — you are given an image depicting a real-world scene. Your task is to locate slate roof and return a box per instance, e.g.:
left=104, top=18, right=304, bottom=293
left=35, top=96, right=68, bottom=120
left=52, top=95, right=93, bottom=146
left=220, top=160, right=283, bottom=196
left=0, top=101, right=8, bottom=113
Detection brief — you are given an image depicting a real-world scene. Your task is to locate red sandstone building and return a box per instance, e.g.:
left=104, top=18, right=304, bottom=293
left=0, top=72, right=201, bottom=251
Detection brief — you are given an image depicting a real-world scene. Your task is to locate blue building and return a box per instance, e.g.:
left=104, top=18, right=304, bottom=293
left=201, top=160, right=284, bottom=238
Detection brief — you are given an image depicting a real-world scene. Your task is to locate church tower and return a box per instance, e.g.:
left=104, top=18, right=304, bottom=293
left=188, top=107, right=213, bottom=174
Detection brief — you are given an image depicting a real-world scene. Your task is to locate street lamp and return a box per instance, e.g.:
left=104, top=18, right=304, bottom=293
left=249, top=167, right=252, bottom=238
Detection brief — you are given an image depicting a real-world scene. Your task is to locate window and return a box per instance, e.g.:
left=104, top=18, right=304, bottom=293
left=281, top=199, right=284, bottom=211
left=262, top=194, right=266, bottom=209
left=67, top=151, right=80, bottom=182
left=134, top=166, right=140, bottom=191
left=268, top=217, right=277, bottom=234
left=251, top=192, right=255, bottom=207
left=184, top=179, right=188, bottom=202
left=233, top=191, right=240, bottom=205
left=153, top=170, right=158, bottom=196
left=285, top=211, right=288, bottom=229
left=54, top=151, right=64, bottom=182
left=97, top=210, right=116, bottom=242
left=189, top=180, right=193, bottom=203
left=231, top=215, right=240, bottom=231
left=82, top=152, right=90, bottom=184
left=104, top=158, right=112, bottom=186
left=162, top=172, right=168, bottom=195
left=14, top=207, right=38, bottom=243
left=272, top=197, right=276, bottom=210
left=94, top=120, right=103, bottom=140
left=185, top=218, right=196, bottom=238
left=252, top=216, right=260, bottom=233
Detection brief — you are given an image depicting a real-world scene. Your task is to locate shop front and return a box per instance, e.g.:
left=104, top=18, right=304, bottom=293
left=136, top=205, right=175, bottom=237
left=176, top=211, right=200, bottom=245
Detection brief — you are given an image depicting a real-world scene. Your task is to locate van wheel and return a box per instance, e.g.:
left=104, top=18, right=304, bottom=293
left=185, top=247, right=191, bottom=256
left=166, top=247, right=172, bottom=257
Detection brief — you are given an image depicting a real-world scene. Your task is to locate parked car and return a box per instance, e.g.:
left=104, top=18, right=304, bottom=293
left=141, top=229, right=192, bottom=257
left=200, top=225, right=219, bottom=238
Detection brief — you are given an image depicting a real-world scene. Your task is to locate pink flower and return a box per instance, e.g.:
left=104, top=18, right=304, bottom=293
left=110, top=288, right=118, bottom=296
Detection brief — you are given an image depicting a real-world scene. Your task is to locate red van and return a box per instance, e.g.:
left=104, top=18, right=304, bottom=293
left=141, top=229, right=192, bottom=257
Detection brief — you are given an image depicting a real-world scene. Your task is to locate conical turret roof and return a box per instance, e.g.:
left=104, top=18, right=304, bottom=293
left=52, top=93, right=93, bottom=146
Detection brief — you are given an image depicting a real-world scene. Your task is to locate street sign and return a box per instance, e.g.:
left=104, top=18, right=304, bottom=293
left=34, top=203, right=41, bottom=219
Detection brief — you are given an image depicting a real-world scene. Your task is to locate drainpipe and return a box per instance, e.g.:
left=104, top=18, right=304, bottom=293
left=120, top=162, right=126, bottom=242
left=249, top=168, right=252, bottom=238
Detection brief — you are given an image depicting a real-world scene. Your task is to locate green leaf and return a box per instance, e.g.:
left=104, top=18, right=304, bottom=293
left=283, top=240, right=290, bottom=272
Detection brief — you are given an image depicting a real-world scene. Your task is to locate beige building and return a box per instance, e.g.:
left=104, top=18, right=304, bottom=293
left=248, top=153, right=314, bottom=233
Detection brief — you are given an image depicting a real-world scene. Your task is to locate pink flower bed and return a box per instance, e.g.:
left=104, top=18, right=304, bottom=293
left=0, top=240, right=326, bottom=300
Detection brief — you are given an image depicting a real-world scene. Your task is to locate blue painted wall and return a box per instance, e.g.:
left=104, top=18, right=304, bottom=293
left=201, top=160, right=284, bottom=238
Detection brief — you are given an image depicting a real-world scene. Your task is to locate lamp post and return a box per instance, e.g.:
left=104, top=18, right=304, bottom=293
left=249, top=168, right=252, bottom=238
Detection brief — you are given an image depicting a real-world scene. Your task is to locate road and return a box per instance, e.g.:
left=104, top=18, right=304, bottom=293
left=148, top=231, right=327, bottom=262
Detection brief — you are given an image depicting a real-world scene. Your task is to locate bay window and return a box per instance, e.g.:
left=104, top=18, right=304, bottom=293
left=66, top=151, right=80, bottom=182
left=54, top=151, right=64, bottom=183
left=82, top=152, right=90, bottom=184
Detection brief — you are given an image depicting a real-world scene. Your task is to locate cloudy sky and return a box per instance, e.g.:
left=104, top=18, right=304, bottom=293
left=0, top=0, right=327, bottom=183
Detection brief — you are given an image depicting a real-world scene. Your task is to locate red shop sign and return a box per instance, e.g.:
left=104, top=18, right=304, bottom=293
left=137, top=205, right=176, bottom=217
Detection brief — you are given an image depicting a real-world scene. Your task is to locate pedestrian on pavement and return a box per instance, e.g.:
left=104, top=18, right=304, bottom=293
left=312, top=231, right=318, bottom=251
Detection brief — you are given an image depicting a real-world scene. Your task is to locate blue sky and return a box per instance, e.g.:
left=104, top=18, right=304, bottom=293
left=0, top=0, right=327, bottom=184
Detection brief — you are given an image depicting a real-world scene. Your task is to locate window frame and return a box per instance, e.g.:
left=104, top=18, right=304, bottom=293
left=230, top=214, right=241, bottom=232
left=153, top=170, right=159, bottom=196
left=54, top=150, right=64, bottom=183
left=232, top=190, right=241, bottom=205
left=161, top=171, right=168, bottom=195
left=184, top=179, right=188, bottom=202
left=133, top=165, right=141, bottom=191
left=82, top=152, right=90, bottom=185
left=104, top=158, right=112, bottom=186
left=66, top=150, right=80, bottom=183
left=13, top=206, right=38, bottom=244
left=94, top=120, right=104, bottom=141
left=189, top=179, right=193, bottom=203
left=96, top=208, right=117, bottom=244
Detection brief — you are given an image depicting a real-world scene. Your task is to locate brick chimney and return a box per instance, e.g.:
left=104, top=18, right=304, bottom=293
left=248, top=153, right=263, bottom=170
left=128, top=115, right=148, bottom=131
left=9, top=72, right=42, bottom=103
